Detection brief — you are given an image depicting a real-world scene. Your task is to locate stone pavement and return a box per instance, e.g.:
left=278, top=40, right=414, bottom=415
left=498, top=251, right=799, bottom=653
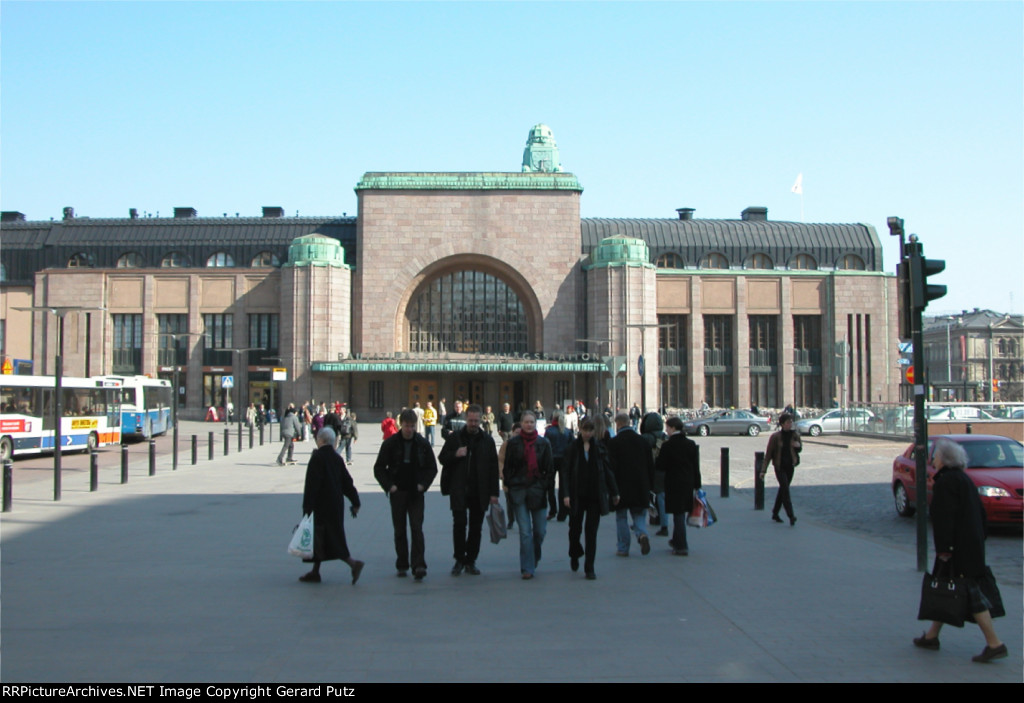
left=2, top=431, right=1021, bottom=683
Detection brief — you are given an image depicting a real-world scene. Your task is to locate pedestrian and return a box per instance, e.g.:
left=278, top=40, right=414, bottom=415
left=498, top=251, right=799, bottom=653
left=496, top=402, right=514, bottom=441
left=503, top=411, right=553, bottom=580
left=607, top=412, right=654, bottom=557
left=381, top=411, right=398, bottom=440
left=439, top=404, right=500, bottom=575
left=498, top=422, right=522, bottom=529
left=657, top=416, right=701, bottom=556
left=298, top=428, right=365, bottom=584
left=441, top=399, right=466, bottom=441
left=561, top=419, right=619, bottom=579
left=913, top=438, right=1007, bottom=663
left=544, top=410, right=572, bottom=521
left=759, top=412, right=801, bottom=526
left=641, top=412, right=670, bottom=537
left=276, top=405, right=302, bottom=465
left=629, top=402, right=642, bottom=431
left=423, top=401, right=438, bottom=446
left=373, top=408, right=438, bottom=580
left=482, top=405, right=495, bottom=437
left=413, top=401, right=425, bottom=437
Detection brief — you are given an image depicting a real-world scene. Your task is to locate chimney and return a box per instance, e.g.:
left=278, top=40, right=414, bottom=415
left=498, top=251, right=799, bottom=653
left=1, top=211, right=26, bottom=222
left=741, top=206, right=768, bottom=221
left=174, top=207, right=198, bottom=219
left=676, top=208, right=695, bottom=221
left=129, top=208, right=138, bottom=220
left=262, top=206, right=285, bottom=218
left=63, top=206, right=75, bottom=220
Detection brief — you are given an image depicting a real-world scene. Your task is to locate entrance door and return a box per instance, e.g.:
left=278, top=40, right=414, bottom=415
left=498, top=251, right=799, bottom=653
left=409, top=380, right=438, bottom=409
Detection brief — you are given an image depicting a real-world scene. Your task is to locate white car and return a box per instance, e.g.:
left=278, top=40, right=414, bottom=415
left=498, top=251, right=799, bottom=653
left=927, top=406, right=997, bottom=421
left=795, top=408, right=878, bottom=436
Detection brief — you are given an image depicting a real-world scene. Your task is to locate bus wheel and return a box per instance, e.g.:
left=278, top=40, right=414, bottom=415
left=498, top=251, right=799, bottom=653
left=0, top=437, right=12, bottom=462
left=87, top=432, right=99, bottom=452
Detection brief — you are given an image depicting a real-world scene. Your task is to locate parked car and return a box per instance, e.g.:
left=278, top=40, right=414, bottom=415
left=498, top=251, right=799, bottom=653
left=682, top=410, right=772, bottom=437
left=926, top=406, right=997, bottom=421
left=891, top=434, right=1023, bottom=525
left=794, top=408, right=878, bottom=436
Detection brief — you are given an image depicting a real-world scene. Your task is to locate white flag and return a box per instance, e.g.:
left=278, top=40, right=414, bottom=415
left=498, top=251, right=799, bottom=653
left=791, top=173, right=803, bottom=195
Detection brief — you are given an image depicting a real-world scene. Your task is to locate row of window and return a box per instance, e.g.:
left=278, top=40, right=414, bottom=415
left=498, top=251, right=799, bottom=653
left=654, top=252, right=866, bottom=271
left=65, top=251, right=283, bottom=269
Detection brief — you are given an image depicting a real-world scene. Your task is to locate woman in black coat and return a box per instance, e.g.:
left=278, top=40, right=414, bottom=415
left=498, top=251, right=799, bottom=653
left=913, top=438, right=1006, bottom=662
left=559, top=420, right=619, bottom=579
left=656, top=416, right=701, bottom=556
left=299, top=427, right=365, bottom=584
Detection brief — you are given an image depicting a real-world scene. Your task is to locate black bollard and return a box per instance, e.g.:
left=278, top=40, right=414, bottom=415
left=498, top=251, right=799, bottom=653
left=3, top=459, right=12, bottom=512
left=149, top=439, right=156, bottom=476
left=224, top=428, right=229, bottom=456
left=720, top=446, right=730, bottom=498
left=259, top=424, right=265, bottom=446
left=249, top=424, right=254, bottom=449
left=191, top=435, right=197, bottom=465
left=121, top=444, right=129, bottom=484
left=208, top=432, right=214, bottom=461
left=90, top=449, right=98, bottom=491
left=237, top=427, right=243, bottom=453
left=754, top=451, right=765, bottom=510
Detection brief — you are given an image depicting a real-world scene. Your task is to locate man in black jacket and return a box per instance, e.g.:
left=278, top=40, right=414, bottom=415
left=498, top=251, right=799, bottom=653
left=373, top=408, right=438, bottom=580
left=658, top=416, right=701, bottom=556
left=439, top=404, right=499, bottom=575
left=607, top=413, right=654, bottom=556
left=441, top=399, right=467, bottom=441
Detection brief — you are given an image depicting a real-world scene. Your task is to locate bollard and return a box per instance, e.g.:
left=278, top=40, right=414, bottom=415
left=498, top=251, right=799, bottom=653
left=90, top=449, right=98, bottom=491
left=149, top=439, right=156, bottom=476
left=209, top=432, right=214, bottom=461
left=224, top=429, right=229, bottom=456
left=249, top=424, right=254, bottom=449
left=754, top=451, right=765, bottom=510
left=3, top=459, right=12, bottom=512
left=259, top=424, right=265, bottom=446
left=121, top=445, right=129, bottom=483
left=191, top=435, right=197, bottom=465
left=237, top=427, right=243, bottom=453
left=720, top=446, right=730, bottom=498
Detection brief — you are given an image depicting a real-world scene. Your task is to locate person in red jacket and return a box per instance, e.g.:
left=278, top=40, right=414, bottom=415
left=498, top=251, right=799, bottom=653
left=381, top=411, right=398, bottom=440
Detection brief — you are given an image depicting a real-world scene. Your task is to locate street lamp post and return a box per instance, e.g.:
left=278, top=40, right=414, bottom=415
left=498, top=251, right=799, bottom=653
left=224, top=347, right=264, bottom=437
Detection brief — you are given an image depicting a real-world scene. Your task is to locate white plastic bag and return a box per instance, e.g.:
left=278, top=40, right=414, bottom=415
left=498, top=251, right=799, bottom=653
left=288, top=513, right=314, bottom=559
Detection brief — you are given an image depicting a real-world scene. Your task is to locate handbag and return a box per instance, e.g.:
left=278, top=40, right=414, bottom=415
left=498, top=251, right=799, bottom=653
left=288, top=513, right=315, bottom=559
left=687, top=488, right=716, bottom=528
left=486, top=502, right=508, bottom=544
left=918, top=559, right=967, bottom=627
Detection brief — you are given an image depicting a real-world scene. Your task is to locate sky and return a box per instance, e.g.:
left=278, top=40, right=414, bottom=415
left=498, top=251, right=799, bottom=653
left=2, top=1, right=1021, bottom=315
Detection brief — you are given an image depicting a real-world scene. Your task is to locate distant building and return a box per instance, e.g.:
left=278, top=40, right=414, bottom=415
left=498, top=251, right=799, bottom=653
left=1, top=125, right=901, bottom=419
left=923, top=309, right=1023, bottom=402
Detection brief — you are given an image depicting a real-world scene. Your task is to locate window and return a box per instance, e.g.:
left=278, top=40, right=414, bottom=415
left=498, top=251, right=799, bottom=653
left=206, top=252, right=235, bottom=267
left=250, top=251, right=281, bottom=267
left=655, top=252, right=684, bottom=269
left=161, top=251, right=191, bottom=268
left=368, top=380, right=384, bottom=409
left=746, top=253, right=773, bottom=270
left=116, top=252, right=145, bottom=268
left=703, top=315, right=733, bottom=407
left=157, top=314, right=189, bottom=367
left=407, top=270, right=527, bottom=354
left=790, top=254, right=817, bottom=270
left=749, top=316, right=778, bottom=408
left=203, top=313, right=233, bottom=366
left=837, top=254, right=865, bottom=271
left=112, top=314, right=143, bottom=374
left=658, top=314, right=688, bottom=408
left=67, top=253, right=94, bottom=268
left=701, top=253, right=729, bottom=269
left=553, top=381, right=570, bottom=406
left=248, top=313, right=279, bottom=365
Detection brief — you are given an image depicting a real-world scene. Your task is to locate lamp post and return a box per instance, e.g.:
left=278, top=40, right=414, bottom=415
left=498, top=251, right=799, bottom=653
left=224, top=347, right=264, bottom=436
left=15, top=305, right=105, bottom=501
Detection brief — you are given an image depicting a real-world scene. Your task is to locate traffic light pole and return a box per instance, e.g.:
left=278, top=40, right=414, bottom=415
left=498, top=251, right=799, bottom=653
left=909, top=260, right=929, bottom=573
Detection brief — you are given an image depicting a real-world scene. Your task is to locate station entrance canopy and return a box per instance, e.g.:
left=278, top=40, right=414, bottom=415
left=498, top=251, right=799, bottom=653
left=311, top=352, right=605, bottom=374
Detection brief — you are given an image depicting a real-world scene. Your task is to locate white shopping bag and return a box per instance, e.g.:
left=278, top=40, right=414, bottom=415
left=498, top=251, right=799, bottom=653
left=288, top=513, right=314, bottom=559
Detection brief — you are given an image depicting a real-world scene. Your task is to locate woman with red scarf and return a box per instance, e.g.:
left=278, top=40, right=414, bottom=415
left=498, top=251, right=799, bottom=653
left=502, top=411, right=554, bottom=579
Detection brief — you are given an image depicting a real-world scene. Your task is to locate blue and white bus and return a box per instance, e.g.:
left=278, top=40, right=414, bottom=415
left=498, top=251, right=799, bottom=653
left=0, top=375, right=123, bottom=461
left=95, top=375, right=173, bottom=438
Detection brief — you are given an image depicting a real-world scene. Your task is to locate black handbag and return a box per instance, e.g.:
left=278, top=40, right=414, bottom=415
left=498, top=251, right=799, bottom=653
left=918, top=559, right=967, bottom=628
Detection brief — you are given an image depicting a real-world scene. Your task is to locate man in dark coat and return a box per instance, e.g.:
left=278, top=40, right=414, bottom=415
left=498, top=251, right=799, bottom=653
left=441, top=399, right=467, bottom=441
left=374, top=408, right=438, bottom=580
left=657, top=416, right=701, bottom=556
left=607, top=413, right=654, bottom=557
left=298, top=427, right=364, bottom=584
left=439, top=404, right=500, bottom=575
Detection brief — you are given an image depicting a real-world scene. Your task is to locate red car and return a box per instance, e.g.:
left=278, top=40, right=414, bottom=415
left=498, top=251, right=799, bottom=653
left=891, top=434, right=1023, bottom=525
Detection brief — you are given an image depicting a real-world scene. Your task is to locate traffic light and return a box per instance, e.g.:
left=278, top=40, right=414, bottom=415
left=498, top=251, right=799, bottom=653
left=993, top=379, right=1001, bottom=396
left=897, top=260, right=912, bottom=339
left=910, top=252, right=946, bottom=310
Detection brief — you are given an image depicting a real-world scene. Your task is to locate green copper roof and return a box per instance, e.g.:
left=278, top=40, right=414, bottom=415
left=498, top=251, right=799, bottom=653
left=355, top=172, right=582, bottom=192
left=311, top=361, right=604, bottom=373
left=585, top=235, right=655, bottom=270
left=522, top=123, right=562, bottom=173
left=284, top=233, right=348, bottom=268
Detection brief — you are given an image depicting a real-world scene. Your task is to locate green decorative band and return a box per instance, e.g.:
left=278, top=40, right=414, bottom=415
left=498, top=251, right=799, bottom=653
left=355, top=172, right=583, bottom=192
left=311, top=361, right=604, bottom=373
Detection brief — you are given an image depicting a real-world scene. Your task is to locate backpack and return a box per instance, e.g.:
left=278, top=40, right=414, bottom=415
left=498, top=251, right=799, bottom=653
left=339, top=417, right=353, bottom=437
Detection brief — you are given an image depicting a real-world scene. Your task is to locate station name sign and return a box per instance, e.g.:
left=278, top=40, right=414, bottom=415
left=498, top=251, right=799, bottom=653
left=335, top=351, right=601, bottom=363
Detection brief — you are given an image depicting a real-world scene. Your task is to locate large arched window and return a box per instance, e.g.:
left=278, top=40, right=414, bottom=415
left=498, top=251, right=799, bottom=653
left=701, top=252, right=729, bottom=269
left=790, top=254, right=818, bottom=270
left=116, top=252, right=145, bottom=268
left=67, top=252, right=94, bottom=268
left=161, top=251, right=191, bottom=268
left=655, top=252, right=684, bottom=269
left=837, top=254, right=865, bottom=270
left=206, top=252, right=235, bottom=267
left=745, top=253, right=773, bottom=270
left=407, top=270, right=528, bottom=354
left=250, top=251, right=281, bottom=268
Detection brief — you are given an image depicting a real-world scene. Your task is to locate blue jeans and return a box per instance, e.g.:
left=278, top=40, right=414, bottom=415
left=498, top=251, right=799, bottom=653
left=425, top=425, right=435, bottom=445
left=656, top=492, right=672, bottom=533
left=511, top=499, right=547, bottom=575
left=616, top=508, right=649, bottom=554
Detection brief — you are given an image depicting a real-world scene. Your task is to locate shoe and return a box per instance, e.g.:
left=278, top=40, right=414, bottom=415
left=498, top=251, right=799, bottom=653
left=585, top=572, right=596, bottom=580
left=547, top=512, right=557, bottom=521
left=790, top=516, right=798, bottom=526
left=570, top=556, right=579, bottom=572
left=298, top=571, right=321, bottom=583
left=655, top=527, right=669, bottom=537
left=772, top=514, right=784, bottom=523
left=413, top=568, right=426, bottom=581
left=913, top=634, right=940, bottom=651
left=350, top=560, right=364, bottom=585
left=639, top=534, right=651, bottom=556
left=451, top=561, right=464, bottom=576
left=464, top=562, right=480, bottom=575
left=507, top=520, right=515, bottom=529
left=972, top=644, right=1007, bottom=663
left=396, top=569, right=408, bottom=578
left=277, top=461, right=285, bottom=466
left=668, top=539, right=676, bottom=549
left=673, top=549, right=689, bottom=556
left=616, top=551, right=629, bottom=557
left=521, top=572, right=533, bottom=580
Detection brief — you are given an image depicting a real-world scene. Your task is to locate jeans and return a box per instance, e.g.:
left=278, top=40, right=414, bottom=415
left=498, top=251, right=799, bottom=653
left=511, top=499, right=547, bottom=575
left=425, top=425, right=435, bottom=445
left=276, top=437, right=295, bottom=464
left=656, top=491, right=672, bottom=533
left=343, top=437, right=354, bottom=462
left=616, top=508, right=649, bottom=554
left=389, top=490, right=426, bottom=572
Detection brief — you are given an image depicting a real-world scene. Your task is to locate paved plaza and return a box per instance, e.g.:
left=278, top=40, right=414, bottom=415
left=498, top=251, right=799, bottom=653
left=2, top=425, right=1021, bottom=682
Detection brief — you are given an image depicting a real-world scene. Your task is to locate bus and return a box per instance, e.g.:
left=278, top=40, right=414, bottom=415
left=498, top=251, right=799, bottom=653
left=95, top=375, right=173, bottom=439
left=0, top=375, right=123, bottom=461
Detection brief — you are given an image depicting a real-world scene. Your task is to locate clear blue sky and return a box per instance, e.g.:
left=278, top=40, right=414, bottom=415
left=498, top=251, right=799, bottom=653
left=2, top=1, right=1021, bottom=315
